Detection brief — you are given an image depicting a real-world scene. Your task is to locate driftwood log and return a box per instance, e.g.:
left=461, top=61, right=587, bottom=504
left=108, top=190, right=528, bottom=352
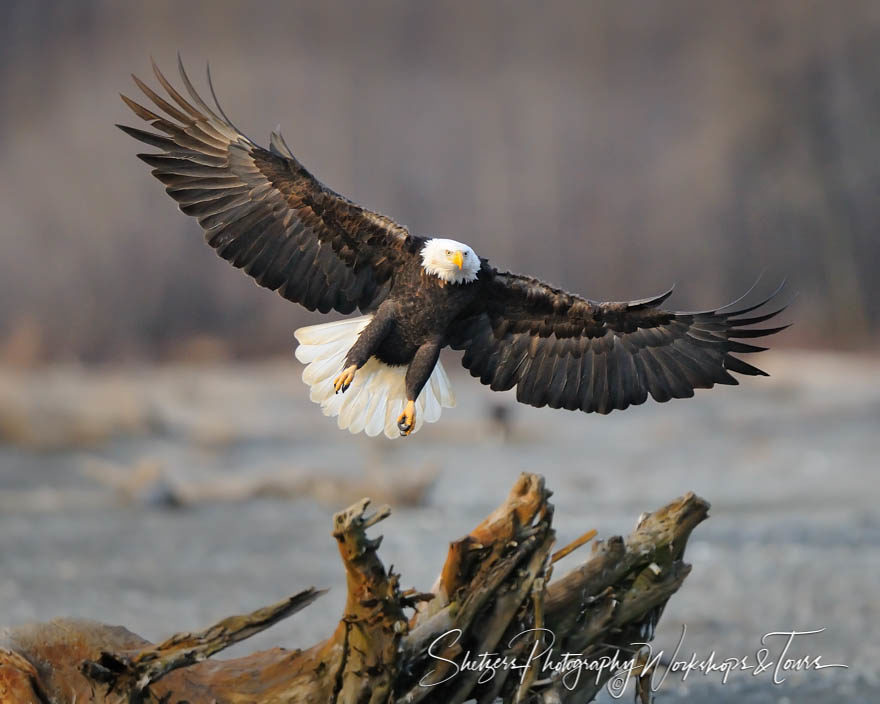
left=0, top=473, right=708, bottom=703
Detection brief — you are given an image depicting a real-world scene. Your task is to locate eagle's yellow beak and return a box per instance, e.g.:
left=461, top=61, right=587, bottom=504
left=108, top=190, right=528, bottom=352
left=452, top=251, right=464, bottom=270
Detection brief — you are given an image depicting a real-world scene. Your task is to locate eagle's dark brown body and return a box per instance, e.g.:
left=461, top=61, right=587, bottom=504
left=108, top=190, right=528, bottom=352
left=345, top=258, right=481, bottom=400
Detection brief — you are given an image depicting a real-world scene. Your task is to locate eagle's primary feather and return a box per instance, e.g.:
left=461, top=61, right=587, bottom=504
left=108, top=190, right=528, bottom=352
left=119, top=56, right=423, bottom=316
left=119, top=59, right=789, bottom=436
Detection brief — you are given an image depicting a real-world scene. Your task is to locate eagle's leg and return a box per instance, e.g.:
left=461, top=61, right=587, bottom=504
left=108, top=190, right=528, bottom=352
left=397, top=400, right=416, bottom=436
left=335, top=304, right=397, bottom=394
left=333, top=365, right=357, bottom=394
left=399, top=339, right=443, bottom=437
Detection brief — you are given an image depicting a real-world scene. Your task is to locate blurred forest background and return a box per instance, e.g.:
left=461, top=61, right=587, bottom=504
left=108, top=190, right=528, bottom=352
left=2, top=0, right=879, bottom=364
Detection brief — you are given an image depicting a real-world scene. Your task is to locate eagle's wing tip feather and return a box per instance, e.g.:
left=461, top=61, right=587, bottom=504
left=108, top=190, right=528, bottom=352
left=625, top=283, right=676, bottom=310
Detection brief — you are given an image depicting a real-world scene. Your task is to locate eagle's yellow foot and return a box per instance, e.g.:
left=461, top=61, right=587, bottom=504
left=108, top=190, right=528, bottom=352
left=333, top=365, right=357, bottom=394
left=397, top=400, right=416, bottom=436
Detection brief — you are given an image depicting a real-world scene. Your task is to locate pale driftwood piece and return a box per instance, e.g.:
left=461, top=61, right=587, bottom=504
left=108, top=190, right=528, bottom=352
left=0, top=475, right=708, bottom=703
left=79, top=587, right=325, bottom=701
left=540, top=492, right=709, bottom=704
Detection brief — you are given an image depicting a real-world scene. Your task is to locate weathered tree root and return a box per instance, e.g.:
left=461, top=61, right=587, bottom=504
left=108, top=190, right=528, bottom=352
left=0, top=474, right=709, bottom=703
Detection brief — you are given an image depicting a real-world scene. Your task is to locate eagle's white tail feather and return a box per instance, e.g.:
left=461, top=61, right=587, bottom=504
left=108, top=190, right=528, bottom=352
left=294, top=315, right=455, bottom=438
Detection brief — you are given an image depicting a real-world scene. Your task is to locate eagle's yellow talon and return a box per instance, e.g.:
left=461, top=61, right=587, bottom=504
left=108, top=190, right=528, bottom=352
left=333, top=365, right=357, bottom=394
left=397, top=400, right=416, bottom=436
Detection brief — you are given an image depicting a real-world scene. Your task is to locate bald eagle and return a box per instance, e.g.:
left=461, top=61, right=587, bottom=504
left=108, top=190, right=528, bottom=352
left=119, top=59, right=788, bottom=438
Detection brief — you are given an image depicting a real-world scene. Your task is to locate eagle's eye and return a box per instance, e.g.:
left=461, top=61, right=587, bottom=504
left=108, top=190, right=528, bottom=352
left=445, top=249, right=452, bottom=256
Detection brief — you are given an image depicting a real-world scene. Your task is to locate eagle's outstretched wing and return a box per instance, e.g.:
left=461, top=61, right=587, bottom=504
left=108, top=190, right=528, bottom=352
left=118, top=58, right=423, bottom=314
left=449, top=270, right=789, bottom=413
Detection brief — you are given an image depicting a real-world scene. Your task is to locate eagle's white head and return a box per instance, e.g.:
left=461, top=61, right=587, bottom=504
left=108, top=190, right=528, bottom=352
left=420, top=238, right=480, bottom=285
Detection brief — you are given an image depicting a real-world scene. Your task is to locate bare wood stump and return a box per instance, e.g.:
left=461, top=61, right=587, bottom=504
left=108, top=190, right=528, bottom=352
left=0, top=474, right=709, bottom=703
